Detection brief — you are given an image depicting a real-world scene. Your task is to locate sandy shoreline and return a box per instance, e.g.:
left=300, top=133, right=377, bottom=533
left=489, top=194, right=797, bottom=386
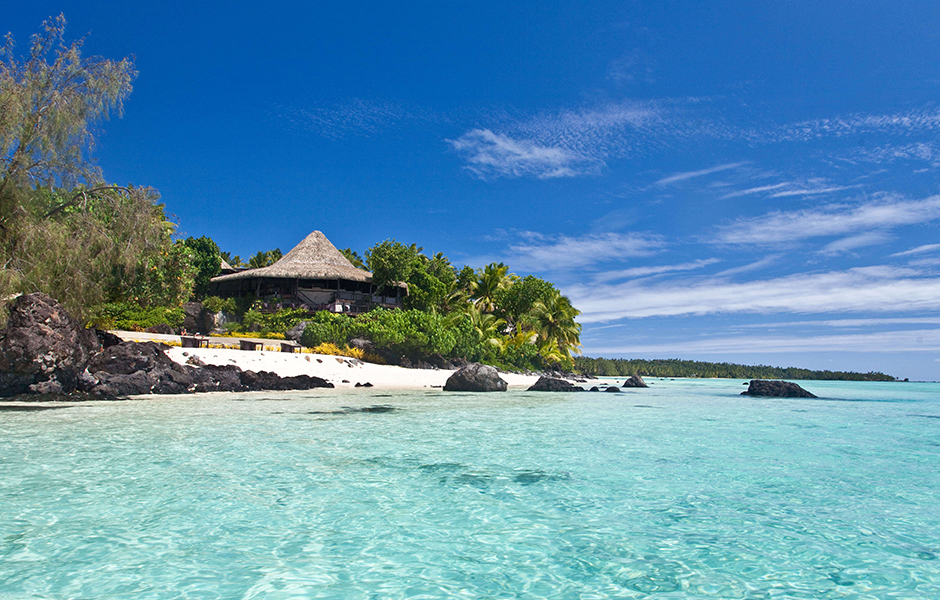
left=112, top=331, right=556, bottom=390
left=165, top=345, right=543, bottom=390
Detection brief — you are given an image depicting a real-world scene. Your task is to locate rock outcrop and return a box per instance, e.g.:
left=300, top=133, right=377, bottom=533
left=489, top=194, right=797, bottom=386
left=622, top=374, right=648, bottom=388
left=0, top=295, right=334, bottom=399
left=741, top=380, right=817, bottom=398
left=182, top=302, right=213, bottom=334
left=0, top=293, right=100, bottom=396
left=285, top=320, right=311, bottom=342
left=443, top=363, right=508, bottom=392
left=83, top=341, right=334, bottom=397
left=527, top=376, right=583, bottom=392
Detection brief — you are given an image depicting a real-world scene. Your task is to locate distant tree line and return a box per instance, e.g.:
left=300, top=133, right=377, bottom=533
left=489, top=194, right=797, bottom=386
left=574, top=357, right=895, bottom=381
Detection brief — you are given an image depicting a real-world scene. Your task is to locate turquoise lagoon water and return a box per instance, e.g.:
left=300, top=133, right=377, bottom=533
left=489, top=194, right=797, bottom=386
left=1, top=379, right=938, bottom=599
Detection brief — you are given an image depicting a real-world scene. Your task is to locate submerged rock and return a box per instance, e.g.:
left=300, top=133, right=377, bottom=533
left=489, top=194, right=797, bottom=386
left=443, top=363, right=507, bottom=392
left=527, top=376, right=583, bottom=392
left=742, top=380, right=817, bottom=398
left=622, top=374, right=648, bottom=388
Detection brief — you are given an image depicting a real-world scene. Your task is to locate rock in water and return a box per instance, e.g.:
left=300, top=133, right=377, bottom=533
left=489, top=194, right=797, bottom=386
left=443, top=363, right=508, bottom=392
left=622, top=374, right=648, bottom=388
left=527, top=376, right=583, bottom=392
left=741, top=380, right=817, bottom=398
left=0, top=293, right=100, bottom=396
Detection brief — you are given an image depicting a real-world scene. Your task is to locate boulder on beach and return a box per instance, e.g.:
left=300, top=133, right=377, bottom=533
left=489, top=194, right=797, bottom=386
left=741, top=380, right=817, bottom=398
left=443, top=363, right=507, bottom=392
left=0, top=293, right=100, bottom=396
left=622, top=374, right=648, bottom=388
left=0, top=294, right=334, bottom=399
left=527, top=376, right=583, bottom=392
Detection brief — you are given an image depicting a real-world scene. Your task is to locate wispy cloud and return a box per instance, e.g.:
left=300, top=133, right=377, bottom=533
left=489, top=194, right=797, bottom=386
left=567, top=266, right=940, bottom=322
left=714, top=255, right=781, bottom=277
left=655, top=162, right=747, bottom=185
left=712, top=194, right=940, bottom=247
left=820, top=232, right=892, bottom=255
left=586, top=328, right=940, bottom=355
left=449, top=100, right=665, bottom=178
left=737, top=316, right=940, bottom=329
left=720, top=183, right=790, bottom=199
left=892, top=243, right=940, bottom=257
left=768, top=185, right=851, bottom=198
left=501, top=231, right=665, bottom=271
left=592, top=259, right=720, bottom=283
left=446, top=129, right=591, bottom=179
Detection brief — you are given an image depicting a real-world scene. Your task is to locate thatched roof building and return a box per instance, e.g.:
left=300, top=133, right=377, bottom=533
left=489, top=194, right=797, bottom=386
left=209, top=231, right=405, bottom=314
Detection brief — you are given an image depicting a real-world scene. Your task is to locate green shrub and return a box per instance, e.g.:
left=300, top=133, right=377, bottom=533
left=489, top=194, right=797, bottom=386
left=232, top=307, right=310, bottom=335
left=300, top=312, right=352, bottom=347
left=89, top=302, right=185, bottom=331
left=347, top=308, right=455, bottom=358
left=203, top=296, right=237, bottom=314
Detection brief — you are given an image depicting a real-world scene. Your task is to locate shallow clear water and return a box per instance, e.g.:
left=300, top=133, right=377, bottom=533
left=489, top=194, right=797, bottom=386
left=1, top=379, right=938, bottom=599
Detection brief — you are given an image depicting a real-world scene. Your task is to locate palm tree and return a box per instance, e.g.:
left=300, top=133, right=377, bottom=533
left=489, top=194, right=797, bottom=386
left=471, top=262, right=516, bottom=313
left=530, top=290, right=582, bottom=358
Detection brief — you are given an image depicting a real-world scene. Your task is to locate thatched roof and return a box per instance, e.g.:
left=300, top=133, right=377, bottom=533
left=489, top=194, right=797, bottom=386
left=211, top=231, right=372, bottom=284
left=219, top=257, right=235, bottom=272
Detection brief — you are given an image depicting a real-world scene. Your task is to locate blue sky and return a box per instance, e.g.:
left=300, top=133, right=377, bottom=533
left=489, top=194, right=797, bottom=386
left=7, top=1, right=940, bottom=380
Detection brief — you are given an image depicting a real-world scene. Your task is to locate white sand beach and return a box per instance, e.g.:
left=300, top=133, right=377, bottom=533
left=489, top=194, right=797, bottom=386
left=166, top=345, right=542, bottom=389
left=114, top=331, right=547, bottom=390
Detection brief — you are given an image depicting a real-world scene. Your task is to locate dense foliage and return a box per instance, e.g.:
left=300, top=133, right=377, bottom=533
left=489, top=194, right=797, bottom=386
left=182, top=236, right=221, bottom=299
left=574, top=357, right=896, bottom=381
left=0, top=16, right=200, bottom=322
left=89, top=302, right=184, bottom=332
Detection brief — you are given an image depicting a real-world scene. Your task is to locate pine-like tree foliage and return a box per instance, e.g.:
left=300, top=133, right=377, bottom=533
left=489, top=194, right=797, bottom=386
left=0, top=14, right=136, bottom=214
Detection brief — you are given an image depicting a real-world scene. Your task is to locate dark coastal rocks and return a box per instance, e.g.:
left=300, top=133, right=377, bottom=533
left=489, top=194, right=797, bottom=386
left=527, top=376, right=583, bottom=392
left=285, top=320, right=312, bottom=342
left=0, top=295, right=335, bottom=400
left=0, top=293, right=100, bottom=396
left=85, top=341, right=334, bottom=397
left=182, top=302, right=213, bottom=334
left=443, top=363, right=508, bottom=392
left=742, top=380, right=817, bottom=398
left=622, top=375, right=648, bottom=388
left=95, top=329, right=123, bottom=349
left=605, top=386, right=622, bottom=393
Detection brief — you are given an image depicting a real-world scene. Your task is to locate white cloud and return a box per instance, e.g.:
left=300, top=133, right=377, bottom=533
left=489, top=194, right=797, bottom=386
left=769, top=186, right=850, bottom=198
left=503, top=231, right=665, bottom=271
left=586, top=328, right=940, bottom=355
left=820, top=232, right=892, bottom=255
left=720, top=183, right=790, bottom=199
left=447, top=129, right=590, bottom=179
left=592, top=259, right=720, bottom=283
left=737, top=317, right=940, bottom=329
left=713, top=194, right=940, bottom=247
left=655, top=162, right=748, bottom=185
left=566, top=266, right=940, bottom=322
left=892, top=243, right=940, bottom=257
left=714, top=255, right=781, bottom=277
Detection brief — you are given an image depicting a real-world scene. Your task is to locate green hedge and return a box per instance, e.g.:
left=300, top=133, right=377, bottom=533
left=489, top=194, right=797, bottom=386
left=89, top=302, right=185, bottom=331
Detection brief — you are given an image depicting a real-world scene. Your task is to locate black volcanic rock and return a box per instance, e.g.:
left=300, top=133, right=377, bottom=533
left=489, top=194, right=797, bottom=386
left=0, top=293, right=100, bottom=396
left=622, top=374, right=648, bottom=388
left=0, top=295, right=334, bottom=399
left=527, top=376, right=583, bottom=392
left=443, top=363, right=507, bottom=392
left=741, top=380, right=817, bottom=398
